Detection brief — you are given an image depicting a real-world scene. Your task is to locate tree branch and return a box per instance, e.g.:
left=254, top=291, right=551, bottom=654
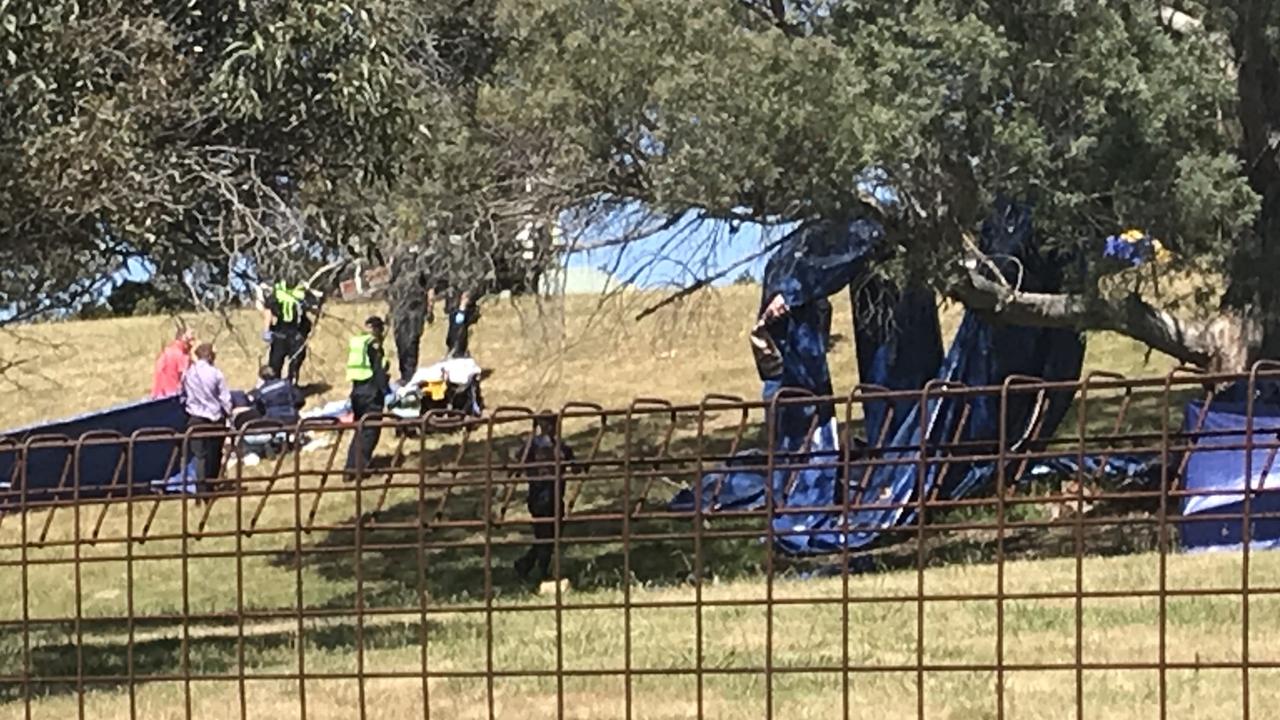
left=633, top=237, right=786, bottom=321
left=632, top=219, right=824, bottom=321
left=947, top=261, right=1214, bottom=368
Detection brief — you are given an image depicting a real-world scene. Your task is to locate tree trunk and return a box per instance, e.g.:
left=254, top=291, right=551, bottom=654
left=1221, top=0, right=1280, bottom=365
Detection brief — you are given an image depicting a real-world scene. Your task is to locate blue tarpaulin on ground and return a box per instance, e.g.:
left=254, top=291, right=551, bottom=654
left=1180, top=398, right=1280, bottom=551
left=0, top=396, right=187, bottom=504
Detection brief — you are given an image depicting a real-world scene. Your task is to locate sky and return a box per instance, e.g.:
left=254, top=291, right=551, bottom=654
left=88, top=200, right=799, bottom=319
left=113, top=212, right=785, bottom=292
left=561, top=209, right=797, bottom=289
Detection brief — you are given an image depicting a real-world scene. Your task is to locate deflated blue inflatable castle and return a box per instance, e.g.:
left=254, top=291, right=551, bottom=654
left=1179, top=386, right=1280, bottom=551
left=0, top=396, right=191, bottom=504
left=672, top=198, right=1280, bottom=556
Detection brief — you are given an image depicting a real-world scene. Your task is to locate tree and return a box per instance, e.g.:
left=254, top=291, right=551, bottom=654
left=0, top=0, right=491, bottom=321
left=6, top=0, right=1279, bottom=377
left=479, top=0, right=1277, bottom=371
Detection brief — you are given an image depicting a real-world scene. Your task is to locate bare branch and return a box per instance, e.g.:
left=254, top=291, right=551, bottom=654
left=632, top=231, right=799, bottom=321
left=948, top=258, right=1214, bottom=368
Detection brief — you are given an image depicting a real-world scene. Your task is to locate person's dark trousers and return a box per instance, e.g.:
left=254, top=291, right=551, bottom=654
left=268, top=329, right=305, bottom=381
left=515, top=482, right=564, bottom=581
left=343, top=386, right=384, bottom=479
left=393, top=307, right=424, bottom=381
left=446, top=323, right=470, bottom=359
left=185, top=415, right=225, bottom=494
left=286, top=341, right=307, bottom=384
left=231, top=409, right=263, bottom=430
left=445, top=304, right=472, bottom=359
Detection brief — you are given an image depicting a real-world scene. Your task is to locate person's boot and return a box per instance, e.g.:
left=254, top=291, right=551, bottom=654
left=535, top=558, right=553, bottom=585
left=513, top=552, right=534, bottom=582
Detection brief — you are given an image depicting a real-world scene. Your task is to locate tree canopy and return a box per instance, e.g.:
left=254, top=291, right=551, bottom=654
left=0, top=0, right=494, bottom=318
left=483, top=0, right=1275, bottom=368
left=3, top=1, right=1279, bottom=371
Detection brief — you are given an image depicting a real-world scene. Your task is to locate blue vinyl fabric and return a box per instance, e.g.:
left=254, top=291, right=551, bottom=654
left=672, top=199, right=1148, bottom=555
left=0, top=390, right=376, bottom=502
left=788, top=199, right=1089, bottom=553
left=750, top=218, right=886, bottom=547
left=1179, top=396, right=1280, bottom=551
left=0, top=396, right=188, bottom=504
left=851, top=276, right=945, bottom=446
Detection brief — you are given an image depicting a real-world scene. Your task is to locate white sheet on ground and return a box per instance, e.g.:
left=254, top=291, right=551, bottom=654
left=400, top=358, right=483, bottom=396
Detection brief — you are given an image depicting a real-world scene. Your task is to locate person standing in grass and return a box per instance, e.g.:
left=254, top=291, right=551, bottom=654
left=444, top=289, right=479, bottom=359
left=388, top=244, right=439, bottom=383
left=151, top=327, right=196, bottom=399
left=343, top=316, right=392, bottom=481
left=180, top=342, right=232, bottom=492
left=262, top=281, right=313, bottom=385
left=514, top=412, right=578, bottom=583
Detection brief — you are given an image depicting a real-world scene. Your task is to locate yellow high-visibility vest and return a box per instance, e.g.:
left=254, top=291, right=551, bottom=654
left=274, top=282, right=304, bottom=323
left=346, top=334, right=374, bottom=382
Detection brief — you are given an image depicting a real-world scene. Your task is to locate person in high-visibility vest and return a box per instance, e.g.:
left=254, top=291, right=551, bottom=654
left=262, top=281, right=312, bottom=384
left=343, top=316, right=391, bottom=480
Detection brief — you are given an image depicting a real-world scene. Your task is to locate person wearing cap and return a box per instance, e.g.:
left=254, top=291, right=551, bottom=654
left=344, top=316, right=392, bottom=480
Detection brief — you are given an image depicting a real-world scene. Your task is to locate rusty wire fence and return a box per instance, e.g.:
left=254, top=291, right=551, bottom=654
left=2, top=369, right=1280, bottom=718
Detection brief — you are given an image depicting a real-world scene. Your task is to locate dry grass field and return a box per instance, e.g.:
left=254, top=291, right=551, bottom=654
left=5, top=285, right=1260, bottom=720
left=3, top=540, right=1277, bottom=719
left=0, top=285, right=1178, bottom=429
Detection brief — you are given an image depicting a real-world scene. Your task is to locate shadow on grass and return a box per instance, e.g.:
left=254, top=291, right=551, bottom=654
left=286, top=383, right=1189, bottom=604
left=282, top=417, right=775, bottom=608
left=832, top=512, right=1164, bottom=577
left=0, top=387, right=1205, bottom=705
left=297, top=381, right=334, bottom=400
left=0, top=618, right=455, bottom=704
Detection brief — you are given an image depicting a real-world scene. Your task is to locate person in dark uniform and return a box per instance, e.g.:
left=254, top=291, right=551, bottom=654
left=248, top=366, right=304, bottom=424
left=262, top=281, right=312, bottom=384
left=513, top=412, right=577, bottom=582
left=444, top=289, right=480, bottom=359
left=343, top=316, right=391, bottom=481
left=388, top=247, right=437, bottom=382
left=232, top=366, right=305, bottom=458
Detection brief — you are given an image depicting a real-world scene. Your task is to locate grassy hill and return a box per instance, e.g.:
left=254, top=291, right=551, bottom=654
left=5, top=286, right=1257, bottom=719
left=0, top=285, right=1178, bottom=429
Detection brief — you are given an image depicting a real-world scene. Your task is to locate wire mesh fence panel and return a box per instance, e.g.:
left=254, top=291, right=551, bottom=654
left=1, top=369, right=1279, bottom=719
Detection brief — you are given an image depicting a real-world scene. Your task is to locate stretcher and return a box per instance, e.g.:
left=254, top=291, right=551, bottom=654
left=389, top=358, right=486, bottom=433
